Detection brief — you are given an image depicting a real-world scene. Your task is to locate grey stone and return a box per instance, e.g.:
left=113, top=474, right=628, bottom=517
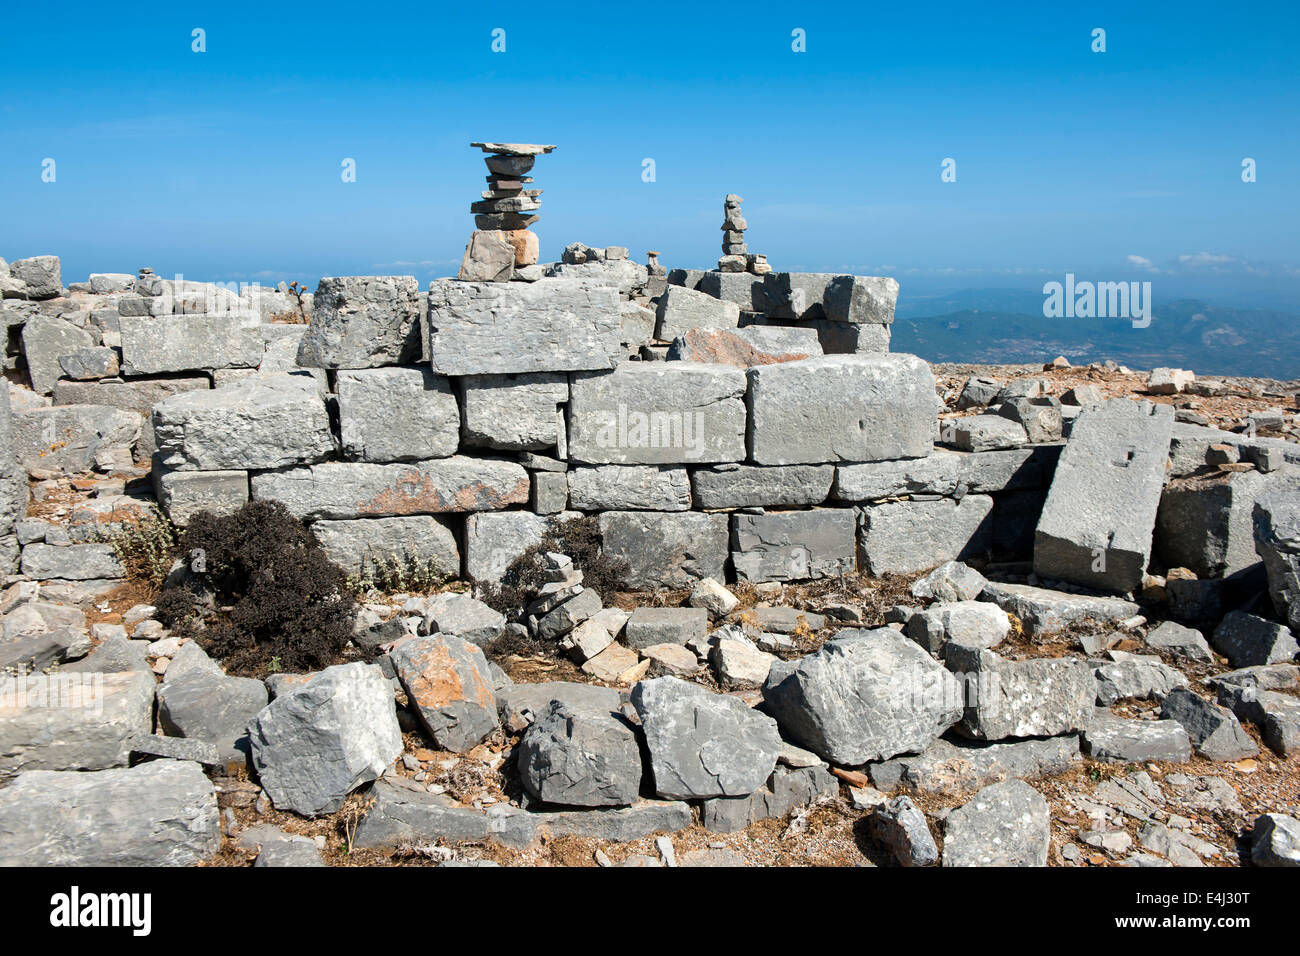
left=1211, top=611, right=1298, bottom=668
left=496, top=680, right=624, bottom=732
left=655, top=285, right=741, bottom=340
left=1160, top=688, right=1259, bottom=761
left=871, top=795, right=939, bottom=866
left=806, top=319, right=891, bottom=354
left=763, top=628, right=962, bottom=764
left=869, top=735, right=1080, bottom=793
left=1145, top=621, right=1214, bottom=663
left=251, top=457, right=529, bottom=520
left=517, top=699, right=643, bottom=806
left=1156, top=469, right=1295, bottom=578
left=1168, top=422, right=1300, bottom=477
left=731, top=509, right=856, bottom=582
left=624, top=607, right=708, bottom=650
left=691, top=463, right=834, bottom=509
left=1254, top=488, right=1300, bottom=632
left=1034, top=400, right=1174, bottom=593
left=20, top=316, right=93, bottom=394
left=1081, top=710, right=1193, bottom=763
left=458, top=230, right=515, bottom=282
left=461, top=372, right=567, bottom=451
left=336, top=367, right=459, bottom=462
left=0, top=670, right=155, bottom=778
left=312, top=515, right=459, bottom=578
left=979, top=581, right=1140, bottom=637
left=996, top=399, right=1063, bottom=443
left=296, top=275, right=421, bottom=368
left=248, top=662, right=403, bottom=815
left=859, top=495, right=994, bottom=575
left=421, top=593, right=504, bottom=647
left=1251, top=814, right=1300, bottom=866
left=428, top=278, right=621, bottom=375
left=8, top=255, right=62, bottom=299
left=667, top=325, right=822, bottom=367
left=631, top=676, right=781, bottom=799
left=943, top=644, right=1095, bottom=741
left=700, top=765, right=837, bottom=833
left=60, top=635, right=150, bottom=674
left=763, top=273, right=898, bottom=325
left=568, top=362, right=747, bottom=465
left=598, top=511, right=729, bottom=589
left=904, top=601, right=1010, bottom=655
left=153, top=375, right=333, bottom=471
left=13, top=404, right=141, bottom=473
left=1091, top=650, right=1188, bottom=704
left=911, top=561, right=989, bottom=603
left=389, top=634, right=498, bottom=752
left=531, top=471, right=568, bottom=513
left=132, top=734, right=222, bottom=768
left=463, top=511, right=577, bottom=583
left=20, top=542, right=123, bottom=581
left=0, top=600, right=87, bottom=669
left=58, top=346, right=119, bottom=380
left=255, top=837, right=326, bottom=867
left=950, top=414, right=1028, bottom=452
left=52, top=376, right=209, bottom=460
left=710, top=639, right=778, bottom=689
left=747, top=354, right=936, bottom=465
left=618, top=301, right=656, bottom=353
left=157, top=644, right=268, bottom=768
left=956, top=376, right=1002, bottom=409
left=835, top=446, right=1061, bottom=502
left=941, top=780, right=1050, bottom=867
left=696, top=271, right=770, bottom=312
left=0, top=760, right=219, bottom=865
left=540, top=258, right=648, bottom=297
left=1215, top=685, right=1300, bottom=756
left=154, top=468, right=248, bottom=525
left=537, top=587, right=601, bottom=640
left=747, top=606, right=827, bottom=634
left=688, top=577, right=738, bottom=620
left=568, top=465, right=691, bottom=511
left=120, top=314, right=263, bottom=374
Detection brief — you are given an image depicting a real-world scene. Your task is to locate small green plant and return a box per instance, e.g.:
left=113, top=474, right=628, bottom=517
left=266, top=656, right=283, bottom=674
left=96, top=507, right=179, bottom=590
left=347, top=552, right=447, bottom=596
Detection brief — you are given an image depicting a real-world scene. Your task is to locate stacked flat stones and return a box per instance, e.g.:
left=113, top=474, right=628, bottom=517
left=717, top=195, right=769, bottom=276
left=458, top=142, right=556, bottom=283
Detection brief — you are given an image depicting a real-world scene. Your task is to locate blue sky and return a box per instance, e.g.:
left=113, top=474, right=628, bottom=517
left=2, top=1, right=1298, bottom=309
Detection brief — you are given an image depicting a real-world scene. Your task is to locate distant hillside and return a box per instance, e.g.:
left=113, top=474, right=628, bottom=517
left=890, top=299, right=1300, bottom=380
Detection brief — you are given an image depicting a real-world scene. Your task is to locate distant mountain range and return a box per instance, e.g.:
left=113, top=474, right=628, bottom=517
left=891, top=292, right=1300, bottom=380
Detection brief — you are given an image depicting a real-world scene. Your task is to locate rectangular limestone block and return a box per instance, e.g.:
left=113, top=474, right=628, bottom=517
left=310, top=516, right=460, bottom=578
left=154, top=468, right=250, bottom=525
left=696, top=271, right=770, bottom=313
left=834, top=446, right=1061, bottom=502
left=427, top=278, right=622, bottom=375
left=666, top=326, right=823, bottom=366
left=859, top=495, right=994, bottom=574
left=568, top=465, right=691, bottom=511
left=690, top=464, right=834, bottom=509
left=119, top=314, right=263, bottom=375
left=52, top=376, right=210, bottom=460
left=531, top=471, right=568, bottom=514
left=251, top=457, right=529, bottom=520
left=295, top=276, right=422, bottom=369
left=151, top=375, right=334, bottom=471
left=336, top=366, right=460, bottom=462
left=654, top=285, right=741, bottom=341
left=807, top=319, right=891, bottom=355
left=747, top=354, right=937, bottom=465
left=568, top=362, right=747, bottom=465
left=1034, top=400, right=1174, bottom=593
left=731, top=509, right=857, bottom=583
left=461, top=373, right=568, bottom=451
left=598, top=511, right=729, bottom=590
left=463, top=510, right=581, bottom=583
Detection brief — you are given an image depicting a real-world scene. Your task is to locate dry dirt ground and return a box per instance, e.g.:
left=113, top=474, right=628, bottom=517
left=22, top=360, right=1300, bottom=867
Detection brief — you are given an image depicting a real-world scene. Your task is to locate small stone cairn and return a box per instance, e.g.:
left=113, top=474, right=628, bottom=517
left=457, top=142, right=556, bottom=282
left=717, top=194, right=770, bottom=276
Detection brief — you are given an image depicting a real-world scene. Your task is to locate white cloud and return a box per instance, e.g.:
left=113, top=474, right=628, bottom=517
left=1126, top=254, right=1160, bottom=273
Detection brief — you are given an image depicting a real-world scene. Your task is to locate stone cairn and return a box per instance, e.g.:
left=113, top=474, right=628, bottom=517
left=458, top=142, right=556, bottom=283
left=717, top=194, right=770, bottom=276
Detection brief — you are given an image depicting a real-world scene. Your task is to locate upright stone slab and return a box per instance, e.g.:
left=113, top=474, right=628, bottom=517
left=336, top=367, right=459, bottom=462
left=152, top=374, right=334, bottom=471
left=1156, top=469, right=1293, bottom=578
left=747, top=354, right=936, bottom=465
left=251, top=457, right=529, bottom=520
left=568, top=362, right=747, bottom=465
left=731, top=509, right=857, bottom=582
left=427, top=278, right=621, bottom=375
left=296, top=276, right=421, bottom=368
left=598, top=511, right=729, bottom=589
left=1034, top=400, right=1173, bottom=593
left=859, top=496, right=994, bottom=574
left=20, top=316, right=93, bottom=394
left=119, top=314, right=263, bottom=375
left=461, top=373, right=568, bottom=451
left=1255, top=489, right=1300, bottom=632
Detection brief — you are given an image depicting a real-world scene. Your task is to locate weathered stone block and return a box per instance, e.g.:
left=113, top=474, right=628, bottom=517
left=461, top=373, right=567, bottom=451
left=654, top=285, right=741, bottom=340
left=21, top=543, right=123, bottom=581
left=696, top=271, right=770, bottom=312
left=153, top=468, right=249, bottom=525
left=120, top=314, right=263, bottom=375
left=731, top=509, right=857, bottom=582
left=390, top=634, right=498, bottom=753
left=666, top=326, right=821, bottom=366
left=20, top=316, right=92, bottom=394
left=834, top=446, right=1060, bottom=502
left=943, top=645, right=1095, bottom=741
left=858, top=495, right=994, bottom=574
left=763, top=273, right=898, bottom=325
left=568, top=465, right=691, bottom=511
left=12, top=404, right=141, bottom=473
left=1156, top=469, right=1294, bottom=578
left=311, top=516, right=459, bottom=578
left=8, top=255, right=62, bottom=299
left=624, top=607, right=708, bottom=650
left=691, top=463, right=834, bottom=509
left=296, top=276, right=421, bottom=369
left=463, top=511, right=579, bottom=583
left=52, top=376, right=209, bottom=460
left=337, top=366, right=459, bottom=462
left=598, top=511, right=729, bottom=589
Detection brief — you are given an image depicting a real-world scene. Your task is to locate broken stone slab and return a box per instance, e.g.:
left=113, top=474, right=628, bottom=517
left=654, top=285, right=741, bottom=340
left=352, top=776, right=689, bottom=850
left=1167, top=422, right=1300, bottom=477
left=1251, top=814, right=1300, bottom=867
left=870, top=795, right=939, bottom=866
left=745, top=606, right=827, bottom=634
left=295, top=276, right=421, bottom=369
left=979, top=581, right=1139, bottom=638
left=700, top=764, right=836, bottom=833
left=461, top=372, right=568, bottom=451
left=943, top=644, right=1095, bottom=741
left=580, top=642, right=642, bottom=682
left=496, top=680, right=625, bottom=732
left=911, top=561, right=989, bottom=603
left=835, top=446, right=1060, bottom=502
left=1034, top=400, right=1174, bottom=593
left=516, top=699, right=643, bottom=807
left=0, top=760, right=220, bottom=865
left=536, top=587, right=601, bottom=641
left=804, top=318, right=891, bottom=355
left=568, top=465, right=692, bottom=511
left=336, top=366, right=459, bottom=462
left=132, top=733, right=222, bottom=768
left=0, top=670, right=155, bottom=778
left=666, top=325, right=822, bottom=367
left=696, top=271, right=770, bottom=312
left=7, top=255, right=62, bottom=299
left=711, top=638, right=779, bottom=690
left=248, top=662, right=403, bottom=816
left=869, top=734, right=1080, bottom=793
left=311, top=515, right=459, bottom=579
left=904, top=601, right=1010, bottom=656
left=858, top=495, right=994, bottom=575
left=730, top=508, right=857, bottom=582
left=941, top=779, right=1050, bottom=867
left=631, top=675, right=781, bottom=799
left=747, top=354, right=936, bottom=465
left=157, top=645, right=268, bottom=768
left=251, top=457, right=529, bottom=520
left=119, top=314, right=263, bottom=375
left=688, top=577, right=739, bottom=619
left=1145, top=620, right=1214, bottom=663
left=1254, top=488, right=1300, bottom=632
left=568, top=362, right=747, bottom=465
left=1211, top=611, right=1299, bottom=668
left=52, top=376, right=209, bottom=460
left=458, top=230, right=516, bottom=282
left=420, top=593, right=505, bottom=648
left=60, top=635, right=150, bottom=675
left=0, top=600, right=88, bottom=670
left=1215, top=684, right=1300, bottom=756
left=58, top=346, right=119, bottom=381
left=996, top=399, right=1063, bottom=444
left=428, top=278, right=621, bottom=375
left=691, top=463, right=835, bottom=509
left=151, top=468, right=248, bottom=526
left=1092, top=651, right=1188, bottom=705
left=1156, top=469, right=1295, bottom=579
left=389, top=634, right=498, bottom=752
left=1159, top=688, right=1259, bottom=761
left=949, top=414, right=1028, bottom=452
left=1081, top=709, right=1193, bottom=763
left=623, top=607, right=708, bottom=651
left=763, top=628, right=962, bottom=765
left=152, top=374, right=333, bottom=471
left=13, top=404, right=141, bottom=474
left=20, top=542, right=123, bottom=581
left=20, top=316, right=93, bottom=394
left=598, top=511, right=729, bottom=589
left=541, top=258, right=648, bottom=297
